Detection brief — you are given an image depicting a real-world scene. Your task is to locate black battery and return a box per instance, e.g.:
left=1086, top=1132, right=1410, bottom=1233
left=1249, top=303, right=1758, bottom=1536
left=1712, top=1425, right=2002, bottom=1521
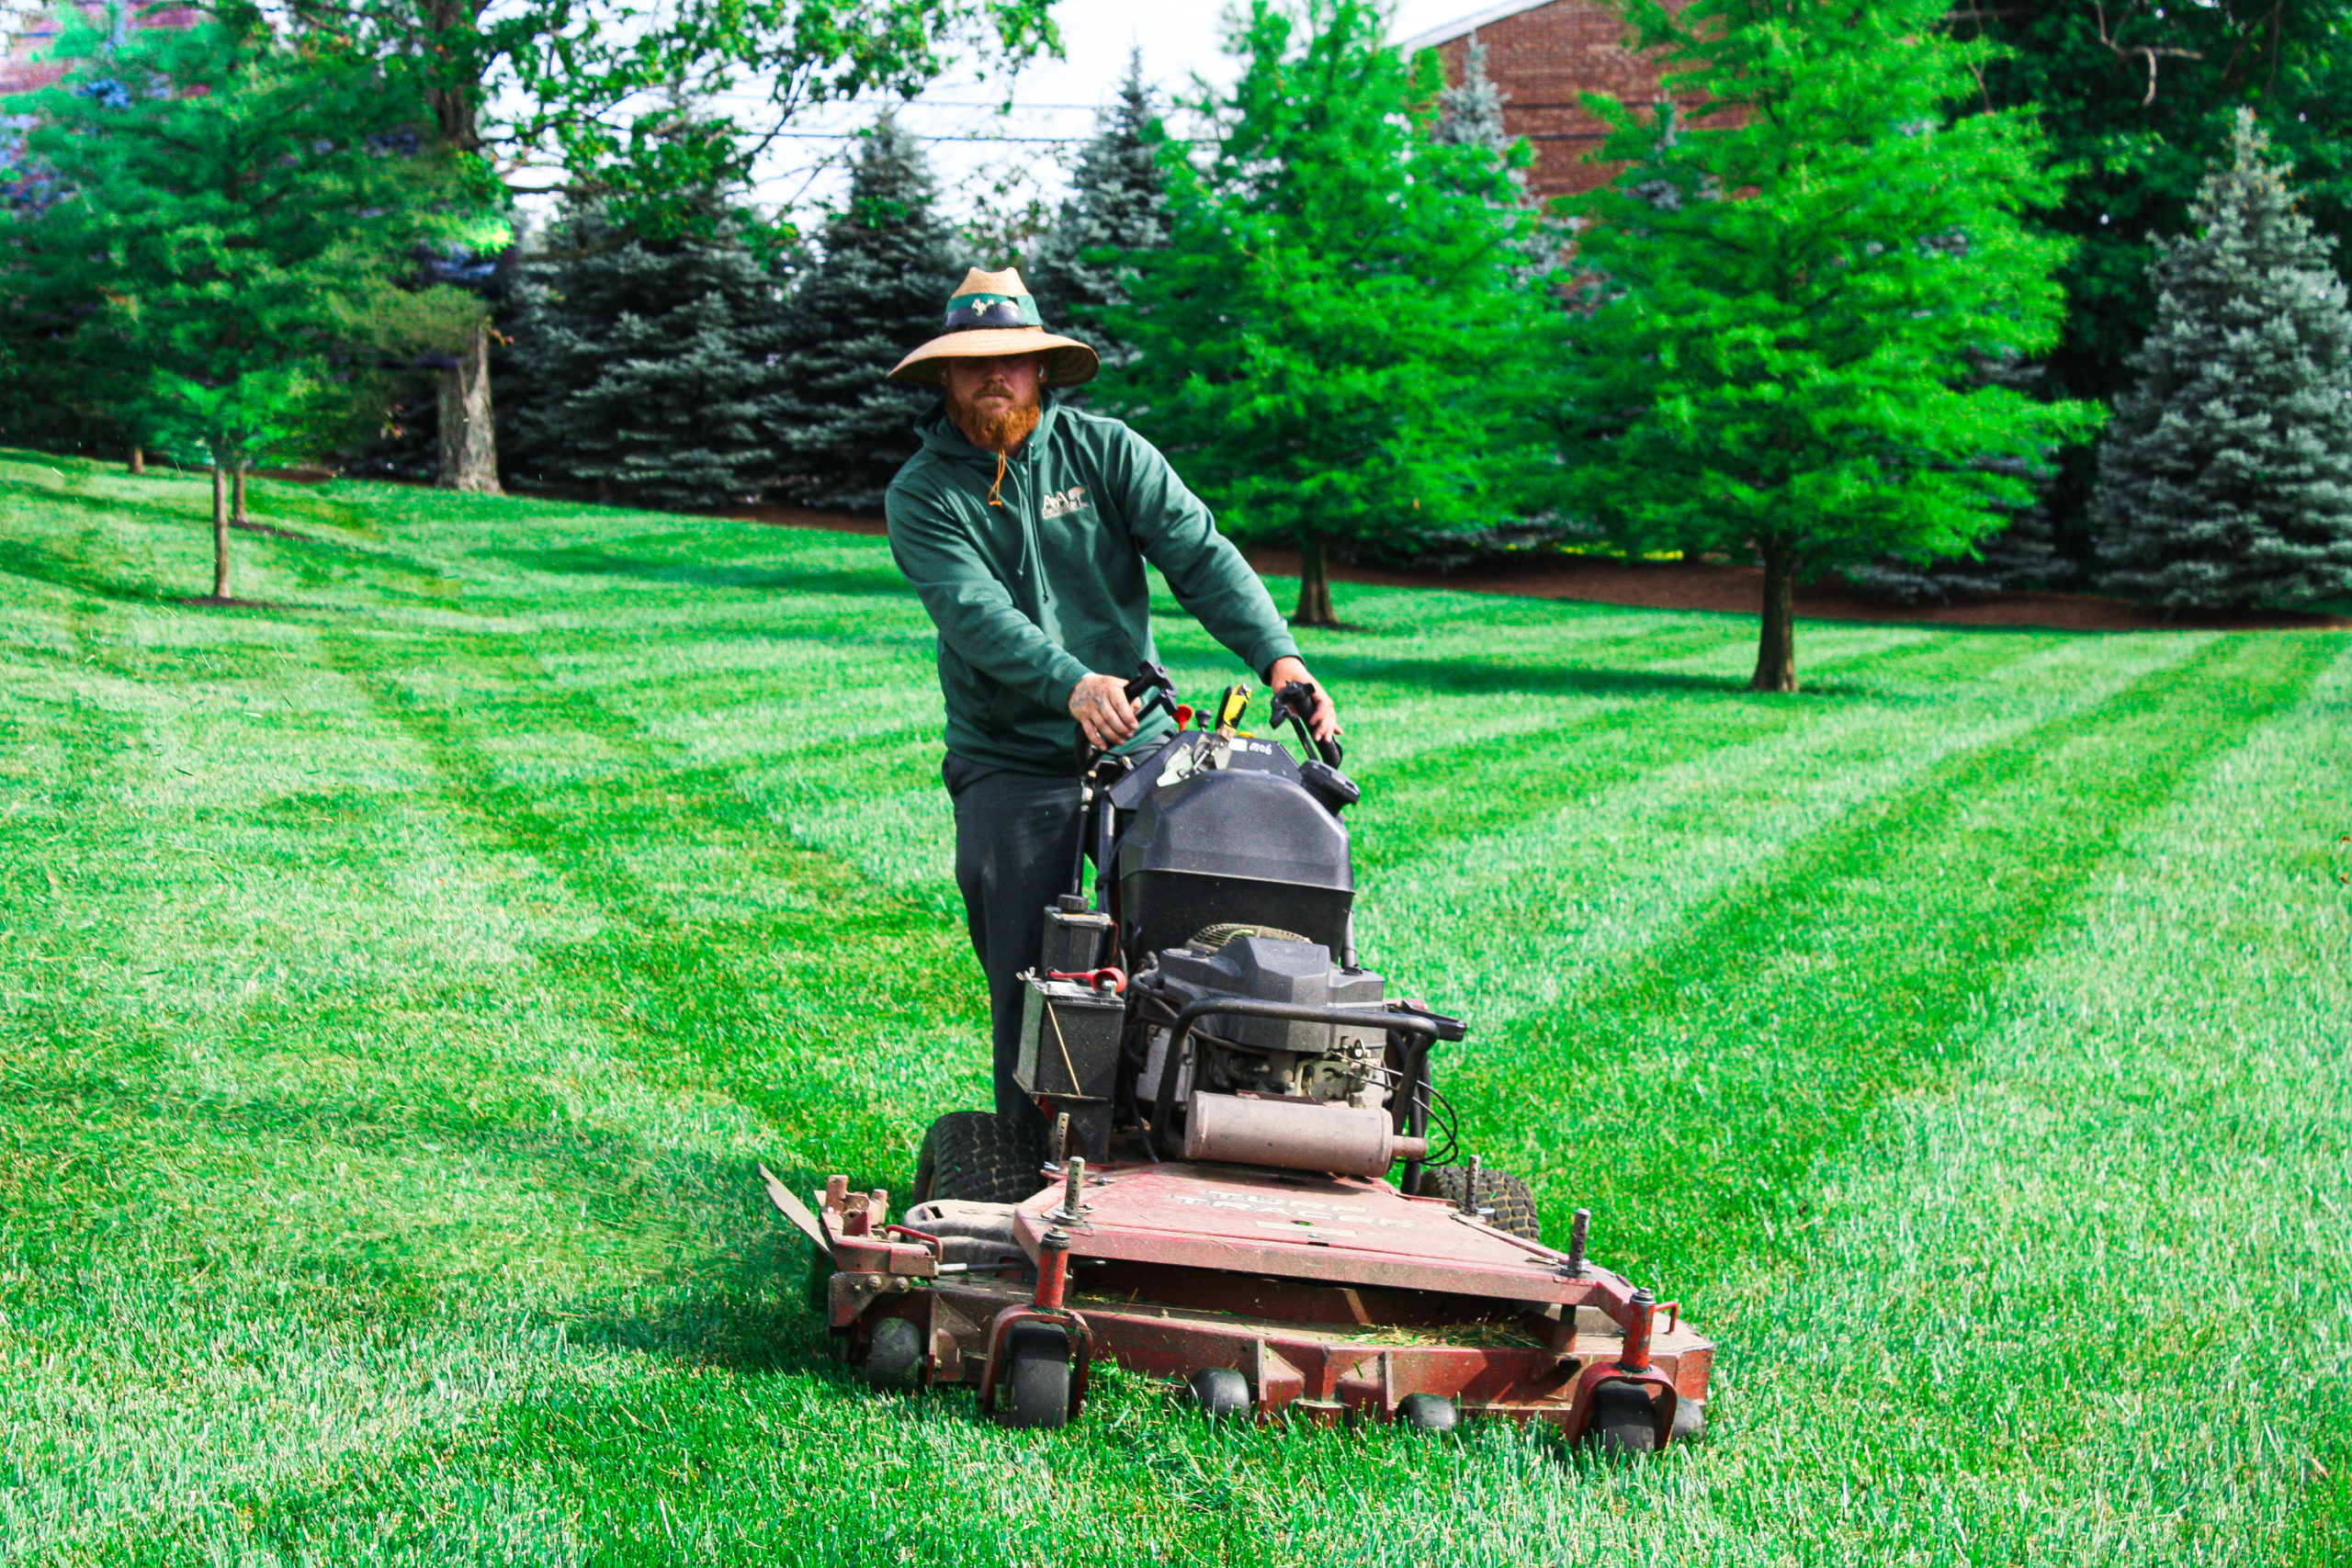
left=1013, top=974, right=1125, bottom=1102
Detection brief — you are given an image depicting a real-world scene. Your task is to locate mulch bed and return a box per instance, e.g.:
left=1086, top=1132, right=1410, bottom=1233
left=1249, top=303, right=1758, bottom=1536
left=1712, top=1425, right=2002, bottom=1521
left=1241, top=546, right=2352, bottom=633
left=722, top=503, right=2348, bottom=633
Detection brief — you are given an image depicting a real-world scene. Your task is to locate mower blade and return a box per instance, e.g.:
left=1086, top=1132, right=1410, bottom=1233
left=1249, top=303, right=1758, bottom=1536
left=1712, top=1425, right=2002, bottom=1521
left=758, top=1164, right=833, bottom=1262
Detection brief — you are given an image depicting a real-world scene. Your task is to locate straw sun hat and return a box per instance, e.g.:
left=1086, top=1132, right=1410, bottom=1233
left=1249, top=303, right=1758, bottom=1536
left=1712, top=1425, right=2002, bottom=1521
left=887, top=266, right=1101, bottom=388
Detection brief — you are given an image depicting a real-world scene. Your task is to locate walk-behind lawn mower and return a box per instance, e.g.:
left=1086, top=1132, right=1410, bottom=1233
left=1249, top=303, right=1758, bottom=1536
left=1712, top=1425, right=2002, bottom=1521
left=763, top=667, right=1713, bottom=1447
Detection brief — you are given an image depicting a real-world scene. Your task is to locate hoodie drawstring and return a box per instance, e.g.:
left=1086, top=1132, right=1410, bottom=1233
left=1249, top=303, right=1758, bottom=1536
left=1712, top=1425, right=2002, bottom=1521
left=987, top=452, right=1008, bottom=507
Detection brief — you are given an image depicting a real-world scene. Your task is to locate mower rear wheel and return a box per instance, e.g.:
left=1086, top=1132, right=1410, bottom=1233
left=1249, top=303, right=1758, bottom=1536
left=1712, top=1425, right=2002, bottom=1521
left=912, top=1111, right=1046, bottom=1206
left=863, top=1315, right=923, bottom=1392
left=1001, top=1324, right=1072, bottom=1429
left=1420, top=1165, right=1542, bottom=1243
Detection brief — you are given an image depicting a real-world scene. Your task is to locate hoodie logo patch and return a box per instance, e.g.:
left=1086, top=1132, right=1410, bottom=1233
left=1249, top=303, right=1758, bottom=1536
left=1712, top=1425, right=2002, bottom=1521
left=1040, top=485, right=1091, bottom=521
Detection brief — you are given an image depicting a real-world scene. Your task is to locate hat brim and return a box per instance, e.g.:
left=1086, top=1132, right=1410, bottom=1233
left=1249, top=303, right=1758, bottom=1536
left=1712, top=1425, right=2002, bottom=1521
left=888, top=327, right=1100, bottom=388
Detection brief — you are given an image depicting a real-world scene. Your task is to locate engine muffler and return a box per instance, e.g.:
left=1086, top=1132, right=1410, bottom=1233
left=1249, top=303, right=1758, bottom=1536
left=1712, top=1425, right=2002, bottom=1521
left=1182, top=1092, right=1428, bottom=1178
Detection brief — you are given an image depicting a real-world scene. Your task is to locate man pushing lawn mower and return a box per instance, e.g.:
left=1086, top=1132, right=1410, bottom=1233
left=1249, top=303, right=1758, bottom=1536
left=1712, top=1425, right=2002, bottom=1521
left=759, top=268, right=1714, bottom=1444
left=880, top=266, right=1340, bottom=1147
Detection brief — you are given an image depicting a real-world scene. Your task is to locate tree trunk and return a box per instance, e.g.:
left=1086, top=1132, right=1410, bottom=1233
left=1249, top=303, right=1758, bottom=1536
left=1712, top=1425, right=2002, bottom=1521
left=210, top=465, right=231, bottom=600
left=436, top=319, right=502, bottom=492
left=232, top=463, right=249, bottom=525
left=1750, top=536, right=1798, bottom=693
left=422, top=0, right=485, bottom=156
left=1295, top=534, right=1339, bottom=627
left=128, top=444, right=143, bottom=476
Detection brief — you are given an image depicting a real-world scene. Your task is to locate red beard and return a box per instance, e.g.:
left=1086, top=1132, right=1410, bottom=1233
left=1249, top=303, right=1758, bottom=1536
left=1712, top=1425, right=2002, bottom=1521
left=946, top=379, right=1042, bottom=453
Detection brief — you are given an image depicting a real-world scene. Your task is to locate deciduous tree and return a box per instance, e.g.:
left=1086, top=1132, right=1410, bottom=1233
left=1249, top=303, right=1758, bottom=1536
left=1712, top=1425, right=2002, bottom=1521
left=1107, top=0, right=1560, bottom=627
left=1558, top=0, right=2099, bottom=690
left=2, top=18, right=486, bottom=597
left=253, top=0, right=1057, bottom=490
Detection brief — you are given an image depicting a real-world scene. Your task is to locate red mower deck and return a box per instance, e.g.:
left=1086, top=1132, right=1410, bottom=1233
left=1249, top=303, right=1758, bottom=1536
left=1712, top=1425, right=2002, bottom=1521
left=767, top=1158, right=1713, bottom=1441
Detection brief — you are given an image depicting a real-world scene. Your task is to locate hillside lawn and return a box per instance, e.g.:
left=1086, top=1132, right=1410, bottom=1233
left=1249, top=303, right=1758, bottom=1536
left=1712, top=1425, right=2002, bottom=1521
left=2, top=449, right=2348, bottom=1566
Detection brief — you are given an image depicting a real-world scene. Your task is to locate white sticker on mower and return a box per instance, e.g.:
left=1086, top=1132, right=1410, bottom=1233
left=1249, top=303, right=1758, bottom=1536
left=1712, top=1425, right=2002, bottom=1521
left=1169, top=1190, right=1417, bottom=1230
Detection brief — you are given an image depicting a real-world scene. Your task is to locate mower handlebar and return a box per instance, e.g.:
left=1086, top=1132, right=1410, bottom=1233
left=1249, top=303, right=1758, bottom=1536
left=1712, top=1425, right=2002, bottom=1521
left=1271, top=680, right=1344, bottom=769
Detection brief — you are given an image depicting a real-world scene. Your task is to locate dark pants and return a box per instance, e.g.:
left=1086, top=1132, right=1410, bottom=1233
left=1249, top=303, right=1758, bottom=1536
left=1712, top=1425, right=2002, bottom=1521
left=944, top=754, right=1085, bottom=1134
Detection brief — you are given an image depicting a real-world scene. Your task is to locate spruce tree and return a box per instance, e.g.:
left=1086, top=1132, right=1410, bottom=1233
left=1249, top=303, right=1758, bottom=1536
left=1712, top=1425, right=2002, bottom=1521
left=1025, top=50, right=1170, bottom=367
left=2091, top=112, right=2352, bottom=611
left=1431, top=40, right=1510, bottom=164
left=1427, top=39, right=1557, bottom=280
left=772, top=115, right=959, bottom=513
left=501, top=200, right=793, bottom=508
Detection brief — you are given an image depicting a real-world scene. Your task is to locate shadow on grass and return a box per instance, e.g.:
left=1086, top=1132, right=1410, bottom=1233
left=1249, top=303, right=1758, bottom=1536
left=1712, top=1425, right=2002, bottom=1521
left=492, top=546, right=912, bottom=602
left=0, top=535, right=171, bottom=605
left=1313, top=652, right=1751, bottom=703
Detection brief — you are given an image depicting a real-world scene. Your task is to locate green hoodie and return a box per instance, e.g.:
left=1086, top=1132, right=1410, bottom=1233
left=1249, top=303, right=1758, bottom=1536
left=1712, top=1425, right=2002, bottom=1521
left=884, top=395, right=1300, bottom=774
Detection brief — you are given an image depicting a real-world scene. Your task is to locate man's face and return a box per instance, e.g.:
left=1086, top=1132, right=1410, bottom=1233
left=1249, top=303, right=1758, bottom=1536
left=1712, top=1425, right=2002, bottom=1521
left=941, top=353, right=1046, bottom=454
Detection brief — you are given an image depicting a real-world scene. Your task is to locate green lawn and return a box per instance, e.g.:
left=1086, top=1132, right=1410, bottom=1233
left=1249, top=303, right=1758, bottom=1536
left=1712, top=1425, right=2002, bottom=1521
left=2, top=449, right=2347, bottom=1566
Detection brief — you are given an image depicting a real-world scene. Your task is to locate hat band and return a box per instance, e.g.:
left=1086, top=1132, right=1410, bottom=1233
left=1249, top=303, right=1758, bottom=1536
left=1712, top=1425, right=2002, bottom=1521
left=944, top=292, right=1043, bottom=331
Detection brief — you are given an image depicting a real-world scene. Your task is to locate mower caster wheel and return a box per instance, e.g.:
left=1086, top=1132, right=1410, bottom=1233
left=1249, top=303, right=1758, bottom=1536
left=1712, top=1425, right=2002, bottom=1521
left=1000, top=1324, right=1072, bottom=1429
left=1396, top=1393, right=1458, bottom=1433
left=1187, top=1367, right=1251, bottom=1422
left=863, top=1316, right=923, bottom=1392
left=1585, top=1381, right=1661, bottom=1454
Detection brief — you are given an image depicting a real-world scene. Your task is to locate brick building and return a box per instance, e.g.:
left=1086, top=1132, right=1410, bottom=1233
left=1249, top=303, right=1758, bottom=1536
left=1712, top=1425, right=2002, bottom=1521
left=1, top=2, right=203, bottom=96
left=1398, top=0, right=1699, bottom=205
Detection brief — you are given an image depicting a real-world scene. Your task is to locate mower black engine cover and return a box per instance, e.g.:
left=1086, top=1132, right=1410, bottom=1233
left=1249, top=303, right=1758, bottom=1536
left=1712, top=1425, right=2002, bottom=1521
left=1156, top=937, right=1385, bottom=1056
left=1114, top=765, right=1352, bottom=964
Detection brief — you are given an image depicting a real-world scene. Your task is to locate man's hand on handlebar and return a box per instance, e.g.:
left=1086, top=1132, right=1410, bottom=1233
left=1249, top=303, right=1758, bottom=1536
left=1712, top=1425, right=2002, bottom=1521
left=1069, top=671, right=1141, bottom=751
left=1268, top=656, right=1341, bottom=742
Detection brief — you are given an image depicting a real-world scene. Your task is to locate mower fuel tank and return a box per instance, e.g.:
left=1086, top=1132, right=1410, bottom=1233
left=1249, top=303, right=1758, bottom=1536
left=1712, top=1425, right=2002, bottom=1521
left=1039, top=897, right=1112, bottom=975
left=1114, top=766, right=1352, bottom=964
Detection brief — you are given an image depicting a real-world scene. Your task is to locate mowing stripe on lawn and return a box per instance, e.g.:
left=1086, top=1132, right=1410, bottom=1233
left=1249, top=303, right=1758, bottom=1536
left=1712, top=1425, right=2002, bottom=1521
left=7, top=472, right=2346, bottom=1566
left=1448, top=632, right=2340, bottom=1286
left=1595, top=638, right=2352, bottom=1567
left=318, top=626, right=991, bottom=1182
left=1363, top=631, right=2199, bottom=1034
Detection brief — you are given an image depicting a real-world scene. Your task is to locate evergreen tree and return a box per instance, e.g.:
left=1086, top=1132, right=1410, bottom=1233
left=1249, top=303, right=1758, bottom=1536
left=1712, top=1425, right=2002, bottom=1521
left=1431, top=40, right=1510, bottom=163
left=501, top=201, right=793, bottom=508
left=1425, top=39, right=1557, bottom=279
left=1106, top=0, right=1561, bottom=626
left=1025, top=50, right=1171, bottom=367
left=1557, top=0, right=2099, bottom=691
left=773, top=115, right=959, bottom=513
left=2092, top=111, right=2352, bottom=610
left=1959, top=0, right=2352, bottom=553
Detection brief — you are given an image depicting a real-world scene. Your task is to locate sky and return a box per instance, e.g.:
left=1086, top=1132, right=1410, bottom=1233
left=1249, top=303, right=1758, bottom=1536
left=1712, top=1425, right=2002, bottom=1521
left=750, top=0, right=1487, bottom=224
